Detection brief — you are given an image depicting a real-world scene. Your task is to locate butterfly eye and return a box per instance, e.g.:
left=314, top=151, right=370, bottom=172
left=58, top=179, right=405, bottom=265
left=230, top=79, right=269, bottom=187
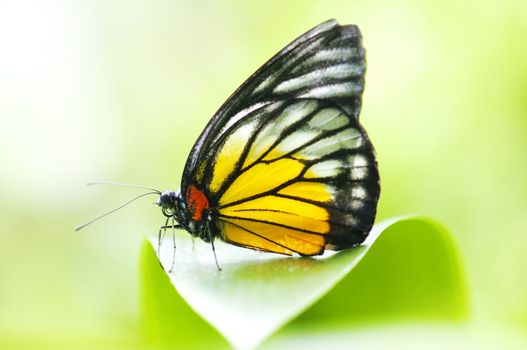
left=162, top=207, right=174, bottom=217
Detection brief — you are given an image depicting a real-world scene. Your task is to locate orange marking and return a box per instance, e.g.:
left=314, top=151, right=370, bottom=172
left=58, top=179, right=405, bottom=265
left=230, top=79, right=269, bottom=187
left=186, top=185, right=209, bottom=221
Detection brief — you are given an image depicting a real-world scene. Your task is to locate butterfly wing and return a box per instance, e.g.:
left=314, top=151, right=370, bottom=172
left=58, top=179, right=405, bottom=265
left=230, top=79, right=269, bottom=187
left=182, top=19, right=379, bottom=255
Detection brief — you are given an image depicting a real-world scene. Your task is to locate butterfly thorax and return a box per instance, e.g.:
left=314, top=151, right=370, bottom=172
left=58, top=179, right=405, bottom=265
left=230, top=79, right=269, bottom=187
left=157, top=188, right=214, bottom=241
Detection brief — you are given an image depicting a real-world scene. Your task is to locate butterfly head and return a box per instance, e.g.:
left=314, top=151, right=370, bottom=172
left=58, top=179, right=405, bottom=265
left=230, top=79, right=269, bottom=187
left=157, top=190, right=190, bottom=228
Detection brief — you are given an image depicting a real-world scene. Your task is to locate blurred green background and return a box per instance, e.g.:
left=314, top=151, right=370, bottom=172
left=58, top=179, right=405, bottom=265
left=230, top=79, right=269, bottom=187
left=0, top=0, right=526, bottom=348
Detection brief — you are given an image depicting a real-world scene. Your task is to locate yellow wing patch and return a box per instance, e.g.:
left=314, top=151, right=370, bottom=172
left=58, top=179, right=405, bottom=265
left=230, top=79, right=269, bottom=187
left=277, top=181, right=333, bottom=202
left=210, top=122, right=256, bottom=193
left=218, top=151, right=333, bottom=255
left=221, top=221, right=294, bottom=255
left=219, top=158, right=304, bottom=205
left=221, top=195, right=329, bottom=233
left=221, top=219, right=325, bottom=256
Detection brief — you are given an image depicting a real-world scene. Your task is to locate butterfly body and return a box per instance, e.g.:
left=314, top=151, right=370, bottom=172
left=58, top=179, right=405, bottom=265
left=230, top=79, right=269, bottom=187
left=158, top=19, right=380, bottom=257
left=157, top=189, right=213, bottom=242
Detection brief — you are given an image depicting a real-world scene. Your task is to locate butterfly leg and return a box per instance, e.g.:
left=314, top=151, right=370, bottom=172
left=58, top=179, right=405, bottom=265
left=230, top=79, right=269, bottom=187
left=206, top=227, right=222, bottom=271
left=168, top=217, right=177, bottom=273
left=159, top=224, right=182, bottom=229
left=157, top=217, right=170, bottom=269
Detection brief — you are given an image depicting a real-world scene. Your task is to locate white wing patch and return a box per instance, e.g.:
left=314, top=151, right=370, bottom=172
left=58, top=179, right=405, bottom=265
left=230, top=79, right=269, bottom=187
left=301, top=128, right=361, bottom=158
left=291, top=47, right=364, bottom=74
left=352, top=154, right=369, bottom=167
left=242, top=101, right=366, bottom=171
left=305, top=159, right=342, bottom=178
left=243, top=100, right=318, bottom=167
left=304, top=154, right=372, bottom=181
left=270, top=130, right=321, bottom=156
left=220, top=101, right=271, bottom=135
left=252, top=36, right=328, bottom=95
left=351, top=186, right=367, bottom=200
left=298, top=82, right=363, bottom=99
left=274, top=64, right=364, bottom=93
left=308, top=108, right=348, bottom=130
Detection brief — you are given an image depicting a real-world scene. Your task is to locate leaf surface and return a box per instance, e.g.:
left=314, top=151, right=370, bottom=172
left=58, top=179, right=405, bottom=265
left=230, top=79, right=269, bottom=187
left=141, top=216, right=467, bottom=349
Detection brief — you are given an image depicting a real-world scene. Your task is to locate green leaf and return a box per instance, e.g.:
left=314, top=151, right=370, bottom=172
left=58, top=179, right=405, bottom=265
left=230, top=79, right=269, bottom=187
left=140, top=216, right=467, bottom=349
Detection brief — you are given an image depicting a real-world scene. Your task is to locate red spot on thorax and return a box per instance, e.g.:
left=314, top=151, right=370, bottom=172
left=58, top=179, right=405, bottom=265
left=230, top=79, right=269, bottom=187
left=186, top=185, right=209, bottom=221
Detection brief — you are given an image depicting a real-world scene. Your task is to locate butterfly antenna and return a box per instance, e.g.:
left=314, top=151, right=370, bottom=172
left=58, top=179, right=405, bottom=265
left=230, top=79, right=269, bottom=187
left=75, top=191, right=159, bottom=231
left=86, top=181, right=161, bottom=194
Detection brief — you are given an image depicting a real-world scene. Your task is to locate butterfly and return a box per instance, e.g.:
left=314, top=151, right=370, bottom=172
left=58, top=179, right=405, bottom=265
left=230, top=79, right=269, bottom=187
left=77, top=19, right=380, bottom=270
left=156, top=19, right=380, bottom=265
